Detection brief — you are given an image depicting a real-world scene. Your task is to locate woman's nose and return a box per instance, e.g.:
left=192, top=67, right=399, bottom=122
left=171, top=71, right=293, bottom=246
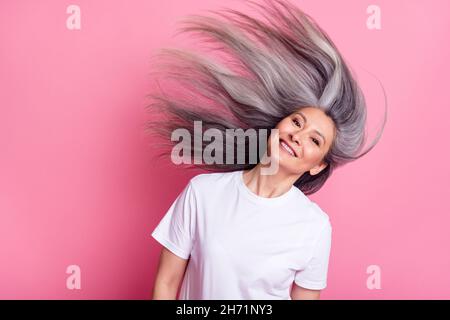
left=290, top=133, right=302, bottom=147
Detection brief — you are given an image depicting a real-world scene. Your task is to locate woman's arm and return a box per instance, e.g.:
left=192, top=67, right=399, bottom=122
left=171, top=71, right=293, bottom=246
left=290, top=283, right=321, bottom=300
left=152, top=247, right=189, bottom=300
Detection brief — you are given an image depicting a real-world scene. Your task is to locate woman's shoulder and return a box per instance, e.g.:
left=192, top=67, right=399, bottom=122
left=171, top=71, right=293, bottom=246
left=291, top=189, right=331, bottom=227
left=308, top=201, right=332, bottom=229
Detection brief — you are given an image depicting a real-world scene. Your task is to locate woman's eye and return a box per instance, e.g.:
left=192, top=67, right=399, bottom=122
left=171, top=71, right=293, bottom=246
left=292, top=118, right=301, bottom=127
left=312, top=138, right=320, bottom=146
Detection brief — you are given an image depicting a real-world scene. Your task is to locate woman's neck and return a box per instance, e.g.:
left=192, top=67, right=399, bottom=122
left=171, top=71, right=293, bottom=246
left=242, top=164, right=299, bottom=198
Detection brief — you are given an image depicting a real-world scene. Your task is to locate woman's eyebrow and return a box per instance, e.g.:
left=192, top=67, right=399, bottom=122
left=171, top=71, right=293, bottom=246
left=295, top=111, right=327, bottom=145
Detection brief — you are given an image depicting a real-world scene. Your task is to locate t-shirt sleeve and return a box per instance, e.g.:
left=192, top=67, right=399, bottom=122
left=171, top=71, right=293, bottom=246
left=151, top=180, right=197, bottom=260
left=294, top=220, right=332, bottom=290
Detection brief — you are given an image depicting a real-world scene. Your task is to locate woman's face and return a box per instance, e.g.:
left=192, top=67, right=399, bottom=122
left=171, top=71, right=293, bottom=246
left=267, top=106, right=336, bottom=177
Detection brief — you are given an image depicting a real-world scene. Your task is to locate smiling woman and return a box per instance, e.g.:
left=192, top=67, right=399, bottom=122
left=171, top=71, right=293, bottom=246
left=145, top=0, right=387, bottom=300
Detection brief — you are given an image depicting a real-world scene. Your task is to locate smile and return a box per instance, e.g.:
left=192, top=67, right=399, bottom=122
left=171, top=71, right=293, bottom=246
left=280, top=139, right=297, bottom=157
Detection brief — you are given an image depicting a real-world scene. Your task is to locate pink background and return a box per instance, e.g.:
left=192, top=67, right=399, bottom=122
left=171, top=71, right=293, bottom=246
left=1, top=0, right=449, bottom=299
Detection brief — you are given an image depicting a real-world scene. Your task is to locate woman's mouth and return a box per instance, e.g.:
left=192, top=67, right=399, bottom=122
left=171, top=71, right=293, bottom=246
left=280, top=139, right=297, bottom=157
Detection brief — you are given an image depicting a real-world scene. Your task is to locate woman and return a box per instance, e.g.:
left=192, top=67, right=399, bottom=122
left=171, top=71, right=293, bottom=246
left=145, top=0, right=387, bottom=300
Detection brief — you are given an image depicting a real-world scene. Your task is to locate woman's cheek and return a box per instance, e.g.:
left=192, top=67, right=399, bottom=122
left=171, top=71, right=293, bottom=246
left=303, top=148, right=319, bottom=162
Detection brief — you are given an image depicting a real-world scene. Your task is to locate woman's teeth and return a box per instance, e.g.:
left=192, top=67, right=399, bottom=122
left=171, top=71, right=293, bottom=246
left=280, top=140, right=296, bottom=157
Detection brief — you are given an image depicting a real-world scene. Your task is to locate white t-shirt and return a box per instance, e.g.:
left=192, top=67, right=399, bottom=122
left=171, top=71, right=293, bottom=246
left=151, top=170, right=332, bottom=300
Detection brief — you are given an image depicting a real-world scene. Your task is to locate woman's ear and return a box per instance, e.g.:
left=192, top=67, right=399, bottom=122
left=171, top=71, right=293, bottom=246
left=310, top=162, right=327, bottom=176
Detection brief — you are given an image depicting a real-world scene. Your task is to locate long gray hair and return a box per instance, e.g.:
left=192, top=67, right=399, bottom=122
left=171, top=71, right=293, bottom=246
left=144, top=0, right=387, bottom=195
